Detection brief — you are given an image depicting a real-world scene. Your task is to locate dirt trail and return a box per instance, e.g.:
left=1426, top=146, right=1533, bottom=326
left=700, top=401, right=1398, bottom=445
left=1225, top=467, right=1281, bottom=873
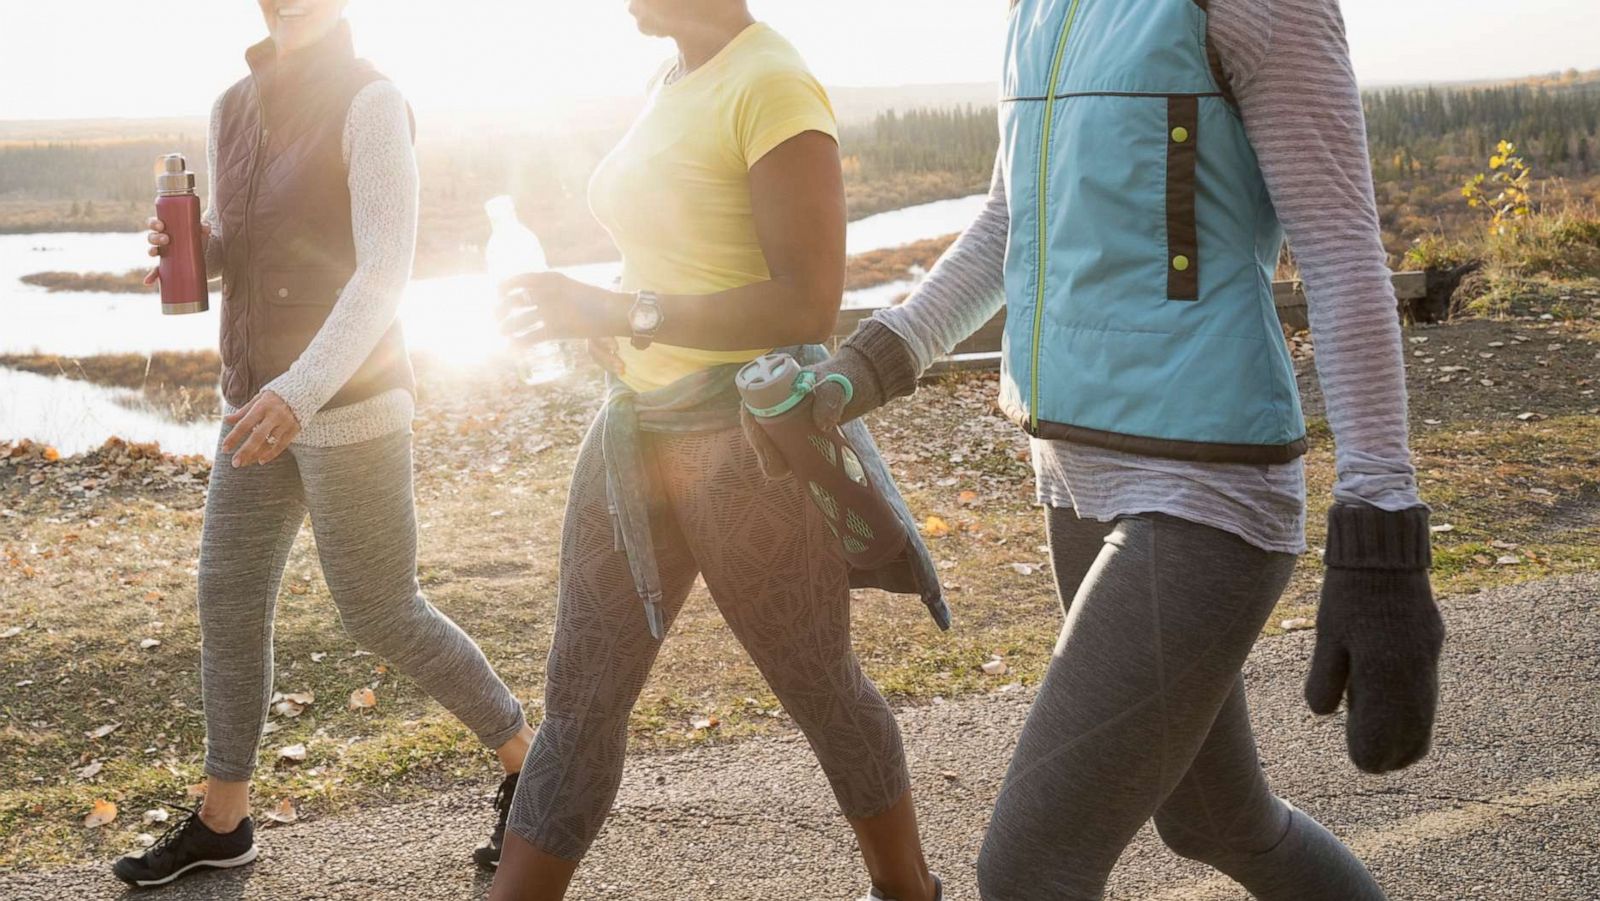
left=4, top=574, right=1596, bottom=901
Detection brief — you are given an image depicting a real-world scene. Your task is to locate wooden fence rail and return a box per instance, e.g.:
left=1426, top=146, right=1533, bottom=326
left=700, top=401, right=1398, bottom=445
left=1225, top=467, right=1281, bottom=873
left=828, top=270, right=1428, bottom=371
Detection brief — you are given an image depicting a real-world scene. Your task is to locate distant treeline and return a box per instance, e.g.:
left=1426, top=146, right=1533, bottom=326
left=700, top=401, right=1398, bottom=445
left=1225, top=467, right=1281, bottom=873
left=4, top=76, right=1599, bottom=271
left=840, top=106, right=997, bottom=182
left=1364, top=79, right=1599, bottom=180
left=0, top=137, right=207, bottom=204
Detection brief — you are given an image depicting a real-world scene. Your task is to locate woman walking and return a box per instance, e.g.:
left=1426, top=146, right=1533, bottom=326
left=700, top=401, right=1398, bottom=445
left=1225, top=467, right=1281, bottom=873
left=485, top=2, right=944, bottom=899
left=758, top=0, right=1445, bottom=897
left=115, top=0, right=533, bottom=887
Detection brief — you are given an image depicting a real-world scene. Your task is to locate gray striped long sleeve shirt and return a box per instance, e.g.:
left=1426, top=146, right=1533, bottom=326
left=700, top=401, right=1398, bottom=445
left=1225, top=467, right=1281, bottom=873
left=874, top=0, right=1421, bottom=554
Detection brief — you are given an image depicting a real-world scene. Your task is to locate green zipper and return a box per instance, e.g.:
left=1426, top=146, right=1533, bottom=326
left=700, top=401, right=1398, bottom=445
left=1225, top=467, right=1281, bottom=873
left=1029, top=0, right=1084, bottom=431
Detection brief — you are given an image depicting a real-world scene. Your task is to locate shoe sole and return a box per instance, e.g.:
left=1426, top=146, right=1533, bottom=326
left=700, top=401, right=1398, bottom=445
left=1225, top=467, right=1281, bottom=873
left=126, top=846, right=260, bottom=888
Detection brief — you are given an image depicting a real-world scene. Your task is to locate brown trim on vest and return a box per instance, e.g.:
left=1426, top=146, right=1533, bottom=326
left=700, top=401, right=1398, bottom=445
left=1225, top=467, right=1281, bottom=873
left=1027, top=417, right=1309, bottom=464
left=1166, top=95, right=1200, bottom=301
left=1189, top=0, right=1240, bottom=108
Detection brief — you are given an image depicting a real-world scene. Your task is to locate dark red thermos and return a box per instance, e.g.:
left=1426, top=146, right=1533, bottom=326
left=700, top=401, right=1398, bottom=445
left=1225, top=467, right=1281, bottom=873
left=154, top=153, right=209, bottom=315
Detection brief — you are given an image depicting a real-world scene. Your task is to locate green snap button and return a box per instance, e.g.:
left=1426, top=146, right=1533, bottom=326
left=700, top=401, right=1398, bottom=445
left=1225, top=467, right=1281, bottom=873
left=1172, top=255, right=1191, bottom=272
left=1171, top=126, right=1190, bottom=143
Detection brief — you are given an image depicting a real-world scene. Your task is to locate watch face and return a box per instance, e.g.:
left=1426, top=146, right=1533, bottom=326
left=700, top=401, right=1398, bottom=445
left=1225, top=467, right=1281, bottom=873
left=631, top=301, right=663, bottom=332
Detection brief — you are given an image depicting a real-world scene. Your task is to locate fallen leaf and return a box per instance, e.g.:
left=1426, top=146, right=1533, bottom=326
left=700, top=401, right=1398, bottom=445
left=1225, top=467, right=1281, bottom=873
left=85, top=723, right=120, bottom=740
left=143, top=809, right=169, bottom=826
left=264, top=798, right=299, bottom=826
left=0, top=626, right=21, bottom=640
left=288, top=583, right=309, bottom=596
left=348, top=688, right=377, bottom=711
left=139, top=638, right=161, bottom=650
left=84, top=799, right=118, bottom=828
left=958, top=490, right=979, bottom=506
left=143, top=590, right=163, bottom=602
left=690, top=715, right=719, bottom=731
left=1010, top=562, right=1036, bottom=577
left=77, top=760, right=103, bottom=779
left=1491, top=539, right=1519, bottom=550
left=1280, top=617, right=1315, bottom=632
left=274, top=691, right=314, bottom=718
left=1429, top=523, right=1455, bottom=533
left=980, top=656, right=1008, bottom=676
left=261, top=721, right=282, bottom=735
left=1495, top=555, right=1521, bottom=566
left=921, top=516, right=951, bottom=538
left=278, top=743, right=307, bottom=763
left=310, top=652, right=328, bottom=663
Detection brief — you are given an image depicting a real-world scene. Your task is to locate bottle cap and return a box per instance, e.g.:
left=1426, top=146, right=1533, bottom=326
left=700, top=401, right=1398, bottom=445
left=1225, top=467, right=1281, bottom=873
left=736, top=353, right=805, bottom=415
left=156, top=153, right=196, bottom=195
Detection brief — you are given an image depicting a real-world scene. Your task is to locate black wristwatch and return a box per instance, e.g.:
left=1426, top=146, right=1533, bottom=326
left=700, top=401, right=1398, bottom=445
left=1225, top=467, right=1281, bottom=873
left=629, top=290, right=663, bottom=350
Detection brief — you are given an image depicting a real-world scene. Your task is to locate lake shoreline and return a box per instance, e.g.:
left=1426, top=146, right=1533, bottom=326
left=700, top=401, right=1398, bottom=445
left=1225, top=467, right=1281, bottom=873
left=17, top=231, right=963, bottom=296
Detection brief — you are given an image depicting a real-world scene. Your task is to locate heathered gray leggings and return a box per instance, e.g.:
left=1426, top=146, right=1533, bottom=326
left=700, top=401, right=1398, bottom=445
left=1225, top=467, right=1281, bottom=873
left=197, top=427, right=527, bottom=782
left=977, top=509, right=1385, bottom=900
left=507, top=418, right=909, bottom=860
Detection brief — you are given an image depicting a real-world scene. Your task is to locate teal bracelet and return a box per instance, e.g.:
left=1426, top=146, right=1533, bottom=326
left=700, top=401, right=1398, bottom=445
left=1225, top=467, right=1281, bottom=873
left=745, top=371, right=854, bottom=419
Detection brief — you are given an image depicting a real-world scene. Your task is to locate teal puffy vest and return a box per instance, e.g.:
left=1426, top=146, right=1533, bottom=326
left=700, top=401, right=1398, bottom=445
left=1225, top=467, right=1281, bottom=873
left=999, top=0, right=1307, bottom=464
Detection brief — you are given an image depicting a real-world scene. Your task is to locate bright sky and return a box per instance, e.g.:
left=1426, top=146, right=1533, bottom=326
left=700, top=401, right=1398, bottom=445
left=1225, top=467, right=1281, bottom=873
left=1, top=0, right=1596, bottom=122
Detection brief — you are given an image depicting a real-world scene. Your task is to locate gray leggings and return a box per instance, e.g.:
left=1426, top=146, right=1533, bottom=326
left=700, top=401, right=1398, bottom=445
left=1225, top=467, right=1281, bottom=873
left=977, top=509, right=1385, bottom=900
left=197, top=428, right=527, bottom=782
left=507, top=419, right=909, bottom=860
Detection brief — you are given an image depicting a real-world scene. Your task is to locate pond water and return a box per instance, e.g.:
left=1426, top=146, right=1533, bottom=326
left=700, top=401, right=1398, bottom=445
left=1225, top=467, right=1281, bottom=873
left=0, top=193, right=982, bottom=453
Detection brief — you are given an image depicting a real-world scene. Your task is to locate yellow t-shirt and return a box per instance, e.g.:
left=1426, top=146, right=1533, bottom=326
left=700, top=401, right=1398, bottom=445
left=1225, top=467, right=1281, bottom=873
left=587, top=23, right=839, bottom=392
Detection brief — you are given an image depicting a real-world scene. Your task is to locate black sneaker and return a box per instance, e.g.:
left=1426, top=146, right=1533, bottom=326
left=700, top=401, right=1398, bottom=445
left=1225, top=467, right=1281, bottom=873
left=473, top=771, right=519, bottom=870
left=111, top=805, right=258, bottom=888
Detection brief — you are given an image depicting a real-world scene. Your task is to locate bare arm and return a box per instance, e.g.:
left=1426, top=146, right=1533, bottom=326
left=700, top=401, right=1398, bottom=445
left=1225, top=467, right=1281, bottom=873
left=508, top=130, right=846, bottom=350
left=651, top=129, right=847, bottom=348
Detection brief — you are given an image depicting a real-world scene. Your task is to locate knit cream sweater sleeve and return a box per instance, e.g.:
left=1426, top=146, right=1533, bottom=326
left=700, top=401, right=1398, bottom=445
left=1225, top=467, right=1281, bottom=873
left=213, top=80, right=419, bottom=447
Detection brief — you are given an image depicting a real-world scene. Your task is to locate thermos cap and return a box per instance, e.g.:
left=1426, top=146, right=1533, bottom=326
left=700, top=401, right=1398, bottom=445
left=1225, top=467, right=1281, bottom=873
left=736, top=353, right=805, bottom=414
left=156, top=153, right=196, bottom=196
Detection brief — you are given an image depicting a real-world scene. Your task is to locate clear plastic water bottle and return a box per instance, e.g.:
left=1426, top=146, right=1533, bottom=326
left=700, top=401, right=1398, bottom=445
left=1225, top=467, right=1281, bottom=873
left=484, top=195, right=568, bottom=385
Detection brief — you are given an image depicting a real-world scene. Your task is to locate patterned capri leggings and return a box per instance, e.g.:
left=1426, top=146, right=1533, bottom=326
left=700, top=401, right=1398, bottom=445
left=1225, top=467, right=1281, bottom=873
left=507, top=418, right=910, bottom=860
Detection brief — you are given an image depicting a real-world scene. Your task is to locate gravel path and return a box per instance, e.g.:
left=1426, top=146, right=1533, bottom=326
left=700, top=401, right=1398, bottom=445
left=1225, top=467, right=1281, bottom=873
left=5, top=574, right=1596, bottom=900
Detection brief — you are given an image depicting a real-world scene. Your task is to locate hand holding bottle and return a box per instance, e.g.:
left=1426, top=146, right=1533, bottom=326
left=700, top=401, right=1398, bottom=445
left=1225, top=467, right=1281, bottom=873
left=142, top=217, right=211, bottom=286
left=495, top=271, right=629, bottom=345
